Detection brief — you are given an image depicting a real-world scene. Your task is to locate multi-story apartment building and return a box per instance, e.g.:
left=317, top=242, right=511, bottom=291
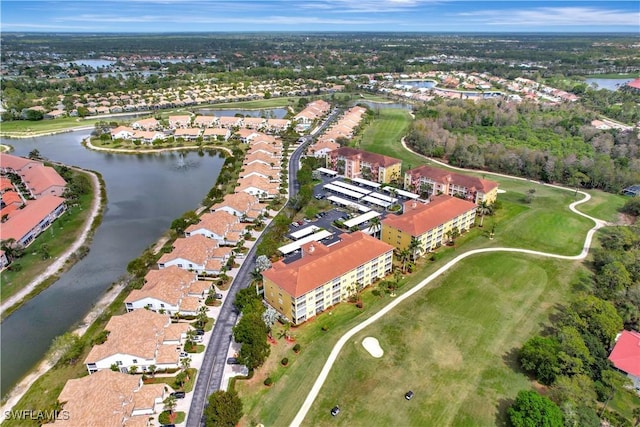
left=381, top=195, right=477, bottom=257
left=262, top=231, right=394, bottom=325
left=328, top=147, right=401, bottom=184
left=403, top=165, right=498, bottom=205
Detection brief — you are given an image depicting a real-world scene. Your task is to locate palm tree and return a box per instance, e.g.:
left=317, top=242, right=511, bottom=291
left=180, top=357, right=191, bottom=373
left=476, top=201, right=493, bottom=227
left=408, top=237, right=421, bottom=262
left=250, top=268, right=263, bottom=295
left=148, top=364, right=157, bottom=378
left=129, top=365, right=138, bottom=375
left=397, top=248, right=411, bottom=273
left=163, top=395, right=177, bottom=414
left=369, top=216, right=382, bottom=239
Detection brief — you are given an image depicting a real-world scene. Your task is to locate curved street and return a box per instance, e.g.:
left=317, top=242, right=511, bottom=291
left=289, top=184, right=609, bottom=426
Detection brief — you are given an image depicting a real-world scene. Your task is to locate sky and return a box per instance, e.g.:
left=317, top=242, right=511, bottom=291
left=1, top=0, right=639, bottom=33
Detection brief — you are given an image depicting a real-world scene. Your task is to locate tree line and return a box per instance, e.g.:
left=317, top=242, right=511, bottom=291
left=406, top=99, right=640, bottom=193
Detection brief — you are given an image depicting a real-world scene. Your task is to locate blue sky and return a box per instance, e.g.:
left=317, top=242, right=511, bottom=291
left=1, top=0, right=639, bottom=33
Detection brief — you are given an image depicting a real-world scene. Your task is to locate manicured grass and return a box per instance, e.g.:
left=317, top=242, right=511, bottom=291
left=355, top=108, right=415, bottom=170
left=146, top=368, right=198, bottom=393
left=200, top=97, right=299, bottom=109
left=0, top=117, right=101, bottom=135
left=0, top=179, right=94, bottom=305
left=159, top=410, right=186, bottom=425
left=237, top=254, right=586, bottom=426
left=576, top=190, right=628, bottom=224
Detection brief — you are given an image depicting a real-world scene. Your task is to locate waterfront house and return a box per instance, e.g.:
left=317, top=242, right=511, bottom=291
left=84, top=309, right=189, bottom=374
left=168, top=115, right=192, bottom=129
left=185, top=211, right=240, bottom=244
left=52, top=370, right=171, bottom=426
left=263, top=232, right=394, bottom=324
left=157, top=235, right=225, bottom=275
left=236, top=175, right=280, bottom=200
left=210, top=192, right=267, bottom=221
left=0, top=195, right=66, bottom=247
left=131, top=117, right=159, bottom=131
left=124, top=266, right=200, bottom=315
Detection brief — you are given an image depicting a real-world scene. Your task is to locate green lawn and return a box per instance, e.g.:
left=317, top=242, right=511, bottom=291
left=237, top=254, right=586, bottom=426
left=0, top=117, right=101, bottom=135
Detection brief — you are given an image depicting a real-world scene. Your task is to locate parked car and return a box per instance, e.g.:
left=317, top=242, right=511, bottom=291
left=330, top=406, right=340, bottom=416
left=405, top=391, right=414, bottom=400
left=195, top=329, right=205, bottom=335
left=227, top=357, right=239, bottom=365
left=291, top=222, right=299, bottom=227
left=179, top=351, right=188, bottom=358
left=171, top=391, right=186, bottom=399
left=214, top=293, right=223, bottom=299
left=192, top=335, right=203, bottom=342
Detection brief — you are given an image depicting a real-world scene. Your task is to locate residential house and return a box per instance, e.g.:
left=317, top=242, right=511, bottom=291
left=608, top=330, right=640, bottom=392
left=218, top=116, right=242, bottom=128
left=203, top=128, right=231, bottom=141
left=242, top=117, right=265, bottom=130
left=244, top=151, right=278, bottom=168
left=0, top=195, right=66, bottom=247
left=381, top=195, right=477, bottom=257
left=168, top=115, right=192, bottom=129
left=210, top=192, right=267, bottom=221
left=52, top=370, right=171, bottom=427
left=263, top=231, right=394, bottom=324
left=185, top=210, right=240, bottom=244
left=124, top=266, right=200, bottom=315
left=84, top=309, right=189, bottom=374
left=131, top=117, right=159, bottom=131
left=110, top=126, right=135, bottom=140
left=157, top=235, right=227, bottom=274
left=404, top=165, right=499, bottom=205
left=265, top=118, right=291, bottom=133
left=19, top=164, right=67, bottom=198
left=236, top=175, right=280, bottom=200
left=133, top=130, right=165, bottom=144
left=194, top=115, right=217, bottom=128
left=0, top=153, right=42, bottom=174
left=307, top=139, right=340, bottom=159
left=235, top=129, right=260, bottom=143
left=328, top=147, right=402, bottom=184
left=174, top=128, right=201, bottom=141
left=44, top=109, right=66, bottom=119
left=240, top=162, right=280, bottom=182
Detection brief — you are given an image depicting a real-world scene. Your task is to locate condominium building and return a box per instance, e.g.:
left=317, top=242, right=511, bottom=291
left=262, top=231, right=394, bottom=324
left=403, top=165, right=498, bottom=205
left=328, top=147, right=402, bottom=184
left=381, top=195, right=477, bottom=257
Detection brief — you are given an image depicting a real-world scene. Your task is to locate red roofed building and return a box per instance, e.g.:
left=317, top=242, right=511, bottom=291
left=328, top=147, right=402, bottom=183
left=624, top=78, right=640, bottom=92
left=19, top=164, right=67, bottom=198
left=381, top=195, right=477, bottom=257
left=0, top=195, right=66, bottom=247
left=404, top=165, right=498, bottom=205
left=609, top=330, right=640, bottom=391
left=263, top=231, right=394, bottom=324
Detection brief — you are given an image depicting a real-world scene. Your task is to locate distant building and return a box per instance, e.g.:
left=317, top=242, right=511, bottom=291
left=404, top=165, right=498, bottom=205
left=262, top=231, right=394, bottom=324
left=381, top=195, right=477, bottom=256
left=328, top=147, right=402, bottom=184
left=624, top=78, right=640, bottom=93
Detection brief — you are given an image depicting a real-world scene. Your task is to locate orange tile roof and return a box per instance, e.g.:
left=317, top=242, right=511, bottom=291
left=156, top=344, right=180, bottom=365
left=1, top=190, right=22, bottom=206
left=263, top=231, right=394, bottom=298
left=20, top=164, right=66, bottom=196
left=0, top=177, right=13, bottom=191
left=237, top=175, right=279, bottom=194
left=382, top=195, right=476, bottom=236
left=174, top=128, right=201, bottom=137
left=126, top=266, right=196, bottom=306
left=0, top=195, right=65, bottom=242
left=244, top=151, right=278, bottom=165
left=331, top=147, right=401, bottom=168
left=0, top=153, right=39, bottom=172
left=203, top=128, right=229, bottom=137
left=53, top=370, right=168, bottom=427
left=164, top=322, right=190, bottom=342
left=85, top=310, right=171, bottom=364
left=189, top=280, right=212, bottom=296
left=240, top=162, right=278, bottom=179
left=406, top=165, right=498, bottom=193
left=158, top=234, right=219, bottom=266
left=186, top=210, right=238, bottom=236
left=211, top=192, right=260, bottom=214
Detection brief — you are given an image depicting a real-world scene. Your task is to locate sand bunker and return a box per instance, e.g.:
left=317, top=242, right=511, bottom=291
left=497, top=189, right=507, bottom=194
left=362, top=337, right=384, bottom=358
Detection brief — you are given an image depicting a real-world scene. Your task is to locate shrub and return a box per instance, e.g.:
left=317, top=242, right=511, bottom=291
left=281, top=357, right=289, bottom=366
left=293, top=343, right=301, bottom=353
left=264, top=377, right=273, bottom=386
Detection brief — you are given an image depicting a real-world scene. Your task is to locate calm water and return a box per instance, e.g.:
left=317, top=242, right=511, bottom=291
left=196, top=108, right=288, bottom=119
left=397, top=80, right=437, bottom=88
left=585, top=78, right=634, bottom=91
left=58, top=59, right=116, bottom=68
left=0, top=131, right=224, bottom=396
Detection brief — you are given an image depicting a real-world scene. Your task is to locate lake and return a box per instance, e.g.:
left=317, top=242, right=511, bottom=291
left=195, top=108, right=288, bottom=119
left=584, top=78, right=635, bottom=91
left=0, top=131, right=225, bottom=396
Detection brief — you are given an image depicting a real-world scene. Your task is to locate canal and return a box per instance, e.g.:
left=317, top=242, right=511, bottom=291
left=0, top=130, right=225, bottom=396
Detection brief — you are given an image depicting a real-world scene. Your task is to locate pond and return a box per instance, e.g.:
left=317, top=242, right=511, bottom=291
left=584, top=78, right=635, bottom=91
left=195, top=108, right=289, bottom=119
left=0, top=131, right=225, bottom=397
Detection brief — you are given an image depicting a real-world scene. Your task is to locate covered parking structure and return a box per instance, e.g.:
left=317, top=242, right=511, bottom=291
left=316, top=167, right=338, bottom=177
left=290, top=225, right=320, bottom=240
left=383, top=186, right=420, bottom=200
left=342, top=211, right=381, bottom=229
left=361, top=195, right=392, bottom=208
left=326, top=195, right=371, bottom=213
left=278, top=230, right=333, bottom=255
left=331, top=180, right=372, bottom=196
left=351, top=177, right=381, bottom=190
left=323, top=183, right=366, bottom=200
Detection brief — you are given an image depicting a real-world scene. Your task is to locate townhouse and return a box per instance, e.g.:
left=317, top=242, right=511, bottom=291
left=403, top=165, right=499, bottom=205
left=84, top=309, right=189, bottom=374
left=168, top=114, right=192, bottom=129
left=184, top=210, right=242, bottom=244
left=131, top=117, right=159, bottom=130
left=328, top=147, right=402, bottom=184
left=210, top=192, right=267, bottom=221
left=293, top=99, right=331, bottom=126
left=381, top=195, right=477, bottom=257
left=240, top=162, right=280, bottom=182
left=124, top=265, right=205, bottom=315
left=236, top=175, right=280, bottom=200
left=19, top=164, right=67, bottom=198
left=52, top=370, right=171, bottom=427
left=193, top=115, right=217, bottom=128
left=110, top=125, right=135, bottom=139
left=306, top=139, right=340, bottom=159
left=263, top=231, right=394, bottom=324
left=0, top=195, right=66, bottom=247
left=157, top=235, right=230, bottom=275
left=203, top=127, right=231, bottom=141
left=174, top=127, right=201, bottom=141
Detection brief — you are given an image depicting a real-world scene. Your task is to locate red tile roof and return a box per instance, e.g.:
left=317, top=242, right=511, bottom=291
left=0, top=195, right=65, bottom=242
left=406, top=165, right=498, bottom=193
left=609, top=330, right=640, bottom=377
left=20, top=164, right=67, bottom=196
left=382, top=195, right=476, bottom=236
left=332, top=147, right=401, bottom=168
left=0, top=153, right=39, bottom=172
left=626, top=78, right=640, bottom=90
left=263, top=231, right=394, bottom=298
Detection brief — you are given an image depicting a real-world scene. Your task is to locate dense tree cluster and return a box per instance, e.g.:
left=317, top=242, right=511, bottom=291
left=232, top=287, right=270, bottom=371
left=204, top=390, right=243, bottom=427
left=515, top=225, right=640, bottom=425
left=407, top=99, right=640, bottom=193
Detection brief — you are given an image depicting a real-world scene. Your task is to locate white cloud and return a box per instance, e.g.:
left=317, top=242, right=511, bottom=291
left=458, top=7, right=640, bottom=27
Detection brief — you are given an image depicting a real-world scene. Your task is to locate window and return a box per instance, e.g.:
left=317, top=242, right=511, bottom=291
left=132, top=359, right=138, bottom=364
left=160, top=303, right=165, bottom=308
left=116, top=361, right=123, bottom=366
